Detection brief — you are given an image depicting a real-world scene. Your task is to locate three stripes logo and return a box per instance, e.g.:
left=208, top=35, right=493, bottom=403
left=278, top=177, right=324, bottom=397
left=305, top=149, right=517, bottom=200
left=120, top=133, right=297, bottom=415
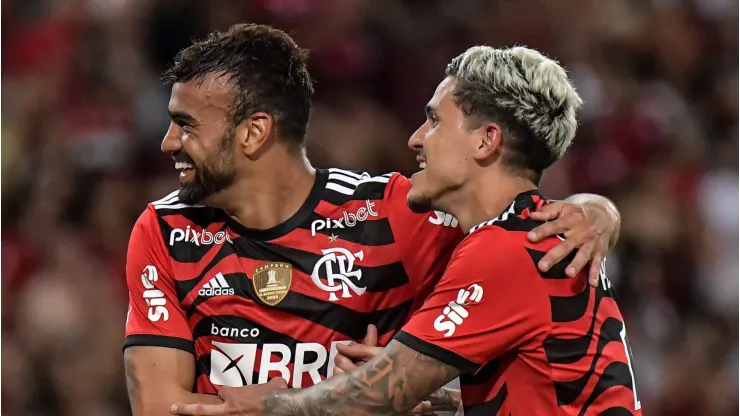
left=199, top=273, right=235, bottom=297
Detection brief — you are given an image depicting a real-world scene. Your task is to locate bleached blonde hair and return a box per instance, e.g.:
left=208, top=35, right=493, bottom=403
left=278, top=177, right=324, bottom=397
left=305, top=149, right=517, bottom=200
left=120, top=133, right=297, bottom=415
left=446, top=45, right=583, bottom=174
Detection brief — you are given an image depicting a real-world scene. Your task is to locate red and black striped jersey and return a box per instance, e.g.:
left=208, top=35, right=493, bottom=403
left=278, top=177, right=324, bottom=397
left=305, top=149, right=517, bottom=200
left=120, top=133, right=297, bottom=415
left=123, top=168, right=462, bottom=392
left=396, top=190, right=642, bottom=416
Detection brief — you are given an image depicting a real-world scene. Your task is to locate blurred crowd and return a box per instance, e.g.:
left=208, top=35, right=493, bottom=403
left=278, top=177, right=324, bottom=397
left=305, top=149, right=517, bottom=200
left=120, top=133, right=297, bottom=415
left=2, top=0, right=737, bottom=415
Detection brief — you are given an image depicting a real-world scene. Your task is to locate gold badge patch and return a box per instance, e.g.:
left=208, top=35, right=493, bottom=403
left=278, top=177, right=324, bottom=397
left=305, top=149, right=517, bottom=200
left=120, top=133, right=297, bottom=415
left=252, top=262, right=292, bottom=306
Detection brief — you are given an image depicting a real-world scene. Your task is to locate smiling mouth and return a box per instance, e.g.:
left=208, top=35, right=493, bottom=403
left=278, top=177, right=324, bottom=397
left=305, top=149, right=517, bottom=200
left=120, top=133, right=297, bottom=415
left=175, top=161, right=195, bottom=179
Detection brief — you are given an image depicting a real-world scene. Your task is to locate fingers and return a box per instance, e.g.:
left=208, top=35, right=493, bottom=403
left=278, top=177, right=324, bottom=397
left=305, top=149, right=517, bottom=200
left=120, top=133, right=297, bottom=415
left=564, top=240, right=595, bottom=278
left=587, top=254, right=605, bottom=288
left=334, top=353, right=357, bottom=373
left=171, top=403, right=226, bottom=416
left=536, top=237, right=576, bottom=273
left=528, top=202, right=583, bottom=243
left=267, top=377, right=289, bottom=389
left=529, top=201, right=564, bottom=222
left=411, top=401, right=433, bottom=414
left=336, top=342, right=381, bottom=362
left=363, top=324, right=378, bottom=346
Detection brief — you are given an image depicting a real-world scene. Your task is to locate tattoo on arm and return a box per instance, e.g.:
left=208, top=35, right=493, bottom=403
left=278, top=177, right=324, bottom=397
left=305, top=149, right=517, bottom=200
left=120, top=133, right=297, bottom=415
left=262, top=340, right=461, bottom=416
left=426, top=387, right=462, bottom=412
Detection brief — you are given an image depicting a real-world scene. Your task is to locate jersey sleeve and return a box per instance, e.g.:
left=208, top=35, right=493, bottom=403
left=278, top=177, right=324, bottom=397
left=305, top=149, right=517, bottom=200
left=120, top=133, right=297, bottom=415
left=123, top=204, right=194, bottom=354
left=384, top=173, right=464, bottom=301
left=393, top=227, right=548, bottom=374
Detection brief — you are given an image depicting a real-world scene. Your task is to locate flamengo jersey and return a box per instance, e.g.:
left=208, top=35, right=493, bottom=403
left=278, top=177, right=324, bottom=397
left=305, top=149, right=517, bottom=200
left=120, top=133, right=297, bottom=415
left=124, top=168, right=461, bottom=392
left=396, top=190, right=642, bottom=416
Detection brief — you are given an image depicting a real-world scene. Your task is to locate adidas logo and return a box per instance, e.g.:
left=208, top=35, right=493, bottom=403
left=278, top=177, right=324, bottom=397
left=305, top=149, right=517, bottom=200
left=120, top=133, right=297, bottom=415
left=199, top=273, right=235, bottom=297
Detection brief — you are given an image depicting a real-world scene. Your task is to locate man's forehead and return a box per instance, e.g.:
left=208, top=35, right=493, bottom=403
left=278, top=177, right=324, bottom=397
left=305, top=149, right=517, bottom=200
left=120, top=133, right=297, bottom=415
left=428, top=77, right=457, bottom=109
left=168, top=73, right=234, bottom=113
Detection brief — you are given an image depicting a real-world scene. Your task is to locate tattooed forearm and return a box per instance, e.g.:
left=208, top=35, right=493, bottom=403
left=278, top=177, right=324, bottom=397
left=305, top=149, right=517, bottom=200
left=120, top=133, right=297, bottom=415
left=261, top=340, right=461, bottom=416
left=426, top=387, right=462, bottom=412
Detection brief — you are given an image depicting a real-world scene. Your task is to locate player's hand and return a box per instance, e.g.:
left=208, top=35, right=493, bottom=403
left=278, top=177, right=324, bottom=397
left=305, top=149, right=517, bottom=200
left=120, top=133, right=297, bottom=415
left=170, top=378, right=287, bottom=416
left=527, top=200, right=618, bottom=287
left=333, top=324, right=378, bottom=376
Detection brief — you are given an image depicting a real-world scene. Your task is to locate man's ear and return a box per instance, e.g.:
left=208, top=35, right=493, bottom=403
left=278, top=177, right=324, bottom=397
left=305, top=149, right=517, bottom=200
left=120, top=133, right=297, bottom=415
left=473, top=122, right=503, bottom=162
left=236, top=112, right=274, bottom=157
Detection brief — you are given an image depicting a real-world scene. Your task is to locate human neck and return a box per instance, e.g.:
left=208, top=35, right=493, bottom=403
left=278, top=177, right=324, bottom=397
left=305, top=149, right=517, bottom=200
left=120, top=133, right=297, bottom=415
left=441, top=169, right=537, bottom=233
left=206, top=150, right=316, bottom=231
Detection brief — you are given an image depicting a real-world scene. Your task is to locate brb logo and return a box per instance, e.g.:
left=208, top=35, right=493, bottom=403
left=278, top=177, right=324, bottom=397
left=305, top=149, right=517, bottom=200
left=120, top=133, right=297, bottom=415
left=434, top=283, right=483, bottom=337
left=311, top=248, right=366, bottom=301
left=311, top=200, right=379, bottom=236
left=209, top=340, right=351, bottom=388
left=169, top=225, right=233, bottom=246
left=140, top=265, right=169, bottom=322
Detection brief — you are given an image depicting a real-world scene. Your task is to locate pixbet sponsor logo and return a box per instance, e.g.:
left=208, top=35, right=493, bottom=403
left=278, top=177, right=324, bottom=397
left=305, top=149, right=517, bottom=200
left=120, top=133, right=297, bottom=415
left=169, top=225, right=233, bottom=246
left=433, top=283, right=483, bottom=337
left=310, top=200, right=378, bottom=236
left=140, top=265, right=169, bottom=322
left=209, top=340, right=351, bottom=388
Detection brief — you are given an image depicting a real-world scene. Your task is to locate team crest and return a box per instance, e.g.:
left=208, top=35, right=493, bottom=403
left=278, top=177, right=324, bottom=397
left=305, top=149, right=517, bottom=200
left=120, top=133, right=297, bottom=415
left=252, top=262, right=292, bottom=306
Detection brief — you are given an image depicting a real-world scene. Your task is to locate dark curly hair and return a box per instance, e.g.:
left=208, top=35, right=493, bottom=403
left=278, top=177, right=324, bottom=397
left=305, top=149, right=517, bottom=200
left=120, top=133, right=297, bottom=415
left=163, top=23, right=314, bottom=145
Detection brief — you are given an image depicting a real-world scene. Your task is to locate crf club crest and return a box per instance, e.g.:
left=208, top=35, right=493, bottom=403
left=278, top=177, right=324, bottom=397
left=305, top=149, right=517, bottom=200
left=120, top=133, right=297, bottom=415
left=311, top=247, right=367, bottom=301
left=252, top=262, right=292, bottom=306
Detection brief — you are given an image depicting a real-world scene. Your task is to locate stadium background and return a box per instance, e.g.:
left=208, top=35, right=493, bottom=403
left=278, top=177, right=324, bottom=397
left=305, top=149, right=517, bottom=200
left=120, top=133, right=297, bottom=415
left=1, top=0, right=737, bottom=415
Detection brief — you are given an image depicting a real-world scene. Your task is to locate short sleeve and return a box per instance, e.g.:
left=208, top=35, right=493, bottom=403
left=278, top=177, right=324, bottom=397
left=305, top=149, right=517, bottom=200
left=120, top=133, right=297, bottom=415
left=384, top=174, right=463, bottom=301
left=123, top=205, right=194, bottom=354
left=394, top=227, right=548, bottom=374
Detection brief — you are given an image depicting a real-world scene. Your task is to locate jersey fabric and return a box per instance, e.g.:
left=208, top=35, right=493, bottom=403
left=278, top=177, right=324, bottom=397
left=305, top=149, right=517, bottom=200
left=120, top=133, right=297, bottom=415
left=395, top=190, right=642, bottom=416
left=124, top=168, right=462, bottom=392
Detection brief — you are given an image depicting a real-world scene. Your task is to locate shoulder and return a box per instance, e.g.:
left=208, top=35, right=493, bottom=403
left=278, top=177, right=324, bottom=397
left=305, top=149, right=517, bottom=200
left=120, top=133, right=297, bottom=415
left=132, top=190, right=227, bottom=242
left=448, top=226, right=535, bottom=279
left=322, top=168, right=397, bottom=204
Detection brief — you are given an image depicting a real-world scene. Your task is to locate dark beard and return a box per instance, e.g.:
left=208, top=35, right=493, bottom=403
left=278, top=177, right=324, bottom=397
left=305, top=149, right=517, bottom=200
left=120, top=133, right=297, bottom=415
left=406, top=193, right=433, bottom=214
left=178, top=131, right=237, bottom=205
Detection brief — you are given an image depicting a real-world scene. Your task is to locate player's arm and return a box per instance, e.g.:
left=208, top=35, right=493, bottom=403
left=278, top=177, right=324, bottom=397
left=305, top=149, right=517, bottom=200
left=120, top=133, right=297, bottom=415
left=124, top=206, right=223, bottom=415
left=529, top=192, right=622, bottom=284
left=262, top=340, right=461, bottom=415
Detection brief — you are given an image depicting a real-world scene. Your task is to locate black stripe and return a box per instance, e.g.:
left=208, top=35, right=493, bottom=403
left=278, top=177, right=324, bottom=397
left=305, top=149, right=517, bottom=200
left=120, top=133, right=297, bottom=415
left=180, top=272, right=413, bottom=338
left=578, top=361, right=635, bottom=416
left=393, top=331, right=479, bottom=374
left=549, top=283, right=591, bottom=323
left=463, top=383, right=508, bottom=416
left=524, top=247, right=575, bottom=279
left=155, top=205, right=227, bottom=227
left=460, top=358, right=501, bottom=386
left=321, top=179, right=390, bottom=205
left=230, top=240, right=410, bottom=293
left=174, top=243, right=238, bottom=302
left=299, top=212, right=395, bottom=246
left=123, top=334, right=194, bottom=355
left=552, top=317, right=625, bottom=406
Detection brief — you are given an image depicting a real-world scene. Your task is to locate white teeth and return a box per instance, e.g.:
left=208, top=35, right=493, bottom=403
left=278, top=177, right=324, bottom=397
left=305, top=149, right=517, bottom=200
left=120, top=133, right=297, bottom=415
left=175, top=162, right=194, bottom=170
left=419, top=162, right=427, bottom=169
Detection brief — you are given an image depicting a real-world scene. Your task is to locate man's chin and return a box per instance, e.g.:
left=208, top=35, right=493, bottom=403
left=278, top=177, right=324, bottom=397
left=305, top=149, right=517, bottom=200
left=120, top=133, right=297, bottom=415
left=406, top=192, right=433, bottom=214
left=178, top=185, right=210, bottom=205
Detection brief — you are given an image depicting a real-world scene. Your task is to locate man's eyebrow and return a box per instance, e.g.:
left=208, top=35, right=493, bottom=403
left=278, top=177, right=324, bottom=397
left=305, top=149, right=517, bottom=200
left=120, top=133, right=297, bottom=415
left=425, top=105, right=437, bottom=118
left=169, top=110, right=199, bottom=125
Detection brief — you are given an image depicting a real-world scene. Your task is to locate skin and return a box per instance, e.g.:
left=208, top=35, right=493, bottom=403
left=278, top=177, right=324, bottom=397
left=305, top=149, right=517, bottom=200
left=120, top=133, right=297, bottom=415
left=167, top=76, right=622, bottom=416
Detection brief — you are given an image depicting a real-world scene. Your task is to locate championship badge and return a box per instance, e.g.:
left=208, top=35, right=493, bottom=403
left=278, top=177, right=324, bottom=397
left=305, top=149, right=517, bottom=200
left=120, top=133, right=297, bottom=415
left=252, top=262, right=292, bottom=306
